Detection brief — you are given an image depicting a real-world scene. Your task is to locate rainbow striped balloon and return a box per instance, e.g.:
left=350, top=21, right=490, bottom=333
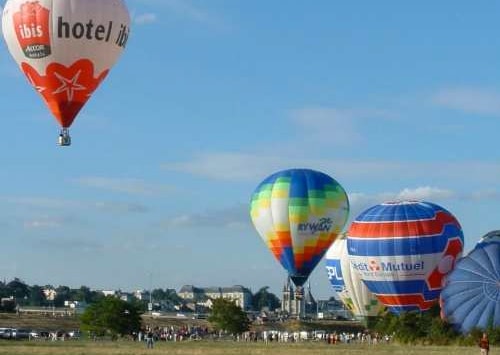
left=347, top=201, right=463, bottom=313
left=250, top=169, right=349, bottom=287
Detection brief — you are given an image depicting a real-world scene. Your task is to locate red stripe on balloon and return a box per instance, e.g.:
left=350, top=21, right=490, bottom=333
left=376, top=294, right=436, bottom=310
left=349, top=211, right=460, bottom=238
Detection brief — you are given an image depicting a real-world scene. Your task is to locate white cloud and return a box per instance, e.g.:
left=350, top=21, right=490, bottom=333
left=5, top=197, right=80, bottom=209
left=395, top=187, right=456, bottom=201
left=348, top=187, right=455, bottom=213
left=163, top=0, right=219, bottom=26
left=292, top=107, right=394, bottom=145
left=23, top=215, right=70, bottom=229
left=468, top=189, right=500, bottom=200
left=433, top=87, right=500, bottom=116
left=348, top=187, right=500, bottom=219
left=24, top=219, right=61, bottom=229
left=164, top=152, right=287, bottom=181
left=162, top=204, right=249, bottom=229
left=292, top=108, right=362, bottom=145
left=134, top=13, right=157, bottom=25
left=0, top=5, right=3, bottom=36
left=3, top=196, right=148, bottom=214
left=94, top=201, right=148, bottom=213
left=163, top=151, right=500, bottom=185
left=161, top=186, right=500, bottom=232
left=75, top=177, right=173, bottom=196
left=163, top=152, right=415, bottom=183
left=35, top=237, right=103, bottom=251
left=132, top=0, right=222, bottom=27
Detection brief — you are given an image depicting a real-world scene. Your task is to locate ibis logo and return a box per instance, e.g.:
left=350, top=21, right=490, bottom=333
left=13, top=1, right=51, bottom=58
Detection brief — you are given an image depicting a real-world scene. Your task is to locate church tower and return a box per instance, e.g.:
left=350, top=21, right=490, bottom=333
left=281, top=277, right=293, bottom=314
left=304, top=281, right=317, bottom=316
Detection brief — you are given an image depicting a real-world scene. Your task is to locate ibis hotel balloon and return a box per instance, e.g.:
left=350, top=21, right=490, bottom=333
left=2, top=0, right=131, bottom=146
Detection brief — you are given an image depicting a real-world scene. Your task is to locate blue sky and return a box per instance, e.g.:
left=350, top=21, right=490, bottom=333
left=1, top=0, right=500, bottom=299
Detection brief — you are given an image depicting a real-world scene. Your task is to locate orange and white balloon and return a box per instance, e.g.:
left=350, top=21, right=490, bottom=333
left=2, top=0, right=130, bottom=145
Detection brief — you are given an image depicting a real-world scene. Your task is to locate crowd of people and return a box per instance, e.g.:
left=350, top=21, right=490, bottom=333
left=133, top=324, right=392, bottom=348
left=242, top=330, right=392, bottom=344
left=134, top=324, right=210, bottom=346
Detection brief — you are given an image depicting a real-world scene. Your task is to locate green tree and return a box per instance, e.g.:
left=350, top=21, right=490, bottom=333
left=165, top=288, right=182, bottom=304
left=251, top=286, right=281, bottom=311
left=53, top=286, right=71, bottom=307
left=80, top=296, right=142, bottom=339
left=151, top=288, right=166, bottom=301
left=373, top=304, right=461, bottom=345
left=154, top=288, right=182, bottom=302
left=27, top=285, right=45, bottom=307
left=70, top=286, right=92, bottom=303
left=85, top=288, right=105, bottom=304
left=208, top=298, right=250, bottom=334
left=6, top=278, right=29, bottom=301
left=0, top=281, right=8, bottom=299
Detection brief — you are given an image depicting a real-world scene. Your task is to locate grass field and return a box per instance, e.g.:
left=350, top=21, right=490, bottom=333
left=0, top=341, right=496, bottom=355
left=0, top=314, right=494, bottom=355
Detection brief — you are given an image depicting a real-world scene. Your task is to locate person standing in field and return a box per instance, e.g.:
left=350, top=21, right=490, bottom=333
left=146, top=329, right=154, bottom=349
left=479, top=333, right=490, bottom=355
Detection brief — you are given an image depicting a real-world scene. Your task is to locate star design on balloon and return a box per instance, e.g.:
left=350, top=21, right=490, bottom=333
left=20, top=59, right=111, bottom=128
left=52, top=70, right=86, bottom=102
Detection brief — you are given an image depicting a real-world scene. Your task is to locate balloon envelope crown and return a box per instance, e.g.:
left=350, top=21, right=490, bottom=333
left=381, top=200, right=422, bottom=206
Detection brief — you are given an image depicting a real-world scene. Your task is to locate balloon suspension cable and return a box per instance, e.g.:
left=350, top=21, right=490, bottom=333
left=58, top=128, right=71, bottom=147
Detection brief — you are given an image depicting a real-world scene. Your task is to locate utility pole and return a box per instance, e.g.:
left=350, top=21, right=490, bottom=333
left=148, top=272, right=153, bottom=314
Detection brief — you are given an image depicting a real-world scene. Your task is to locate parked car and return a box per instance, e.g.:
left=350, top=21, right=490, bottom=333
left=11, top=328, right=31, bottom=340
left=0, top=328, right=12, bottom=339
left=29, top=330, right=40, bottom=339
left=192, top=313, right=207, bottom=319
left=67, top=330, right=81, bottom=339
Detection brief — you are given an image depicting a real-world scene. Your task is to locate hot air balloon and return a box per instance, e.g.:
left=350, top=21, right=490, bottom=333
left=2, top=0, right=130, bottom=146
left=440, top=230, right=500, bottom=334
left=347, top=201, right=463, bottom=314
left=250, top=168, right=349, bottom=290
left=325, top=233, right=383, bottom=320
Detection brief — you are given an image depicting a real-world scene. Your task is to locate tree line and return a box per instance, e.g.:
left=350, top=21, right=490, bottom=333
left=373, top=304, right=500, bottom=346
left=0, top=279, right=281, bottom=313
left=0, top=278, right=105, bottom=310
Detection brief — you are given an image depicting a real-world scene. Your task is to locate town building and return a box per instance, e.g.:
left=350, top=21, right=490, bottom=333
left=134, top=289, right=150, bottom=301
left=178, top=285, right=252, bottom=310
left=43, top=288, right=57, bottom=301
left=101, top=290, right=117, bottom=297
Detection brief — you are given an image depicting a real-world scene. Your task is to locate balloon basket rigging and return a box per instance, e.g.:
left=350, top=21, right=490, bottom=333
left=58, top=129, right=71, bottom=146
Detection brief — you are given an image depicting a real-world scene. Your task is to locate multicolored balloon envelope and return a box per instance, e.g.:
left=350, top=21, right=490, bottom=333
left=2, top=0, right=130, bottom=144
left=250, top=169, right=349, bottom=287
left=347, top=201, right=464, bottom=313
left=325, top=233, right=383, bottom=319
left=440, top=231, right=500, bottom=334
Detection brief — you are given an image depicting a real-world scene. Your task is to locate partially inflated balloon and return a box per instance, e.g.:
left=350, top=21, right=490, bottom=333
left=440, top=231, right=500, bottom=334
left=347, top=201, right=463, bottom=313
left=326, top=233, right=383, bottom=319
left=2, top=0, right=130, bottom=143
left=250, top=169, right=349, bottom=287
